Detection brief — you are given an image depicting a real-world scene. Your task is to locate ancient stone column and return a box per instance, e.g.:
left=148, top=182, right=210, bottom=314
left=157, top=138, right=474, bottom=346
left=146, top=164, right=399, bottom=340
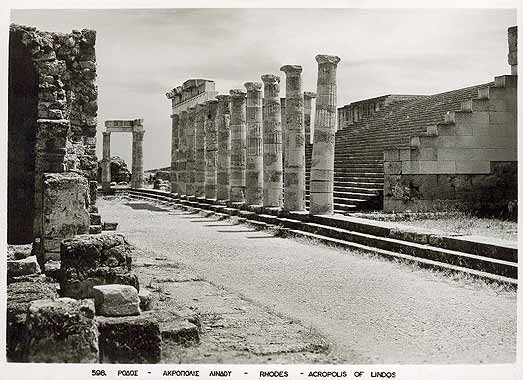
left=216, top=95, right=231, bottom=201
left=101, top=131, right=111, bottom=191
left=508, top=26, right=517, bottom=75
left=194, top=103, right=207, bottom=197
left=261, top=74, right=283, bottom=208
left=280, top=65, right=305, bottom=211
left=177, top=111, right=187, bottom=195
left=310, top=54, right=341, bottom=215
left=186, top=106, right=196, bottom=196
left=205, top=100, right=219, bottom=199
left=170, top=113, right=179, bottom=194
left=131, top=125, right=145, bottom=189
left=304, top=92, right=316, bottom=145
left=280, top=97, right=286, bottom=164
left=229, top=89, right=247, bottom=203
left=244, top=82, right=263, bottom=206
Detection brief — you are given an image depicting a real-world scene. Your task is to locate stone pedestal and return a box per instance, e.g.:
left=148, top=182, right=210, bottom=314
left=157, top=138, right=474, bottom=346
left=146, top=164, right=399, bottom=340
left=186, top=107, right=196, bottom=196
left=131, top=126, right=144, bottom=189
left=310, top=54, right=341, bottom=215
left=101, top=132, right=111, bottom=190
left=216, top=95, right=231, bottom=201
left=244, top=82, right=263, bottom=206
left=194, top=103, right=207, bottom=197
left=170, top=114, right=179, bottom=194
left=304, top=92, right=316, bottom=145
left=178, top=111, right=188, bottom=195
left=508, top=26, right=517, bottom=75
left=261, top=74, right=283, bottom=208
left=280, top=65, right=305, bottom=211
left=205, top=100, right=219, bottom=199
left=229, top=89, right=247, bottom=203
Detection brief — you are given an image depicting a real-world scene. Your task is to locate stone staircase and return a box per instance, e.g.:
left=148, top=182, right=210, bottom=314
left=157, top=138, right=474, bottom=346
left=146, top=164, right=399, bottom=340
left=304, top=82, right=494, bottom=214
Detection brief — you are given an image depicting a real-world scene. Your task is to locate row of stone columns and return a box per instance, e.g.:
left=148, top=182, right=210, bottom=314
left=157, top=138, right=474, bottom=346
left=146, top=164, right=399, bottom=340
left=170, top=54, right=340, bottom=214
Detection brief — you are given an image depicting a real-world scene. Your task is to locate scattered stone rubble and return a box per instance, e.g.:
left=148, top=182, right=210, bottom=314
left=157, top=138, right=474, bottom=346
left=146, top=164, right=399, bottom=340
left=7, top=233, right=201, bottom=363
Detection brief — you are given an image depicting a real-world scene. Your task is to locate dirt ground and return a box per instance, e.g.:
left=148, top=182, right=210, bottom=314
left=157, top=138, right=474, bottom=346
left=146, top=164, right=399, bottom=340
left=100, top=196, right=517, bottom=364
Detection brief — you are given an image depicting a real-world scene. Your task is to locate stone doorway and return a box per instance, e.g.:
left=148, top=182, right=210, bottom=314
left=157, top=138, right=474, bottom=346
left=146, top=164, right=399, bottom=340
left=8, top=29, right=38, bottom=244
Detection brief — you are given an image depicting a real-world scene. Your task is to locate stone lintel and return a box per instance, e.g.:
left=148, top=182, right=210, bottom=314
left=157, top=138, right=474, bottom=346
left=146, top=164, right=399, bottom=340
left=315, top=54, right=341, bottom=65
left=261, top=74, right=280, bottom=84
left=244, top=82, right=263, bottom=92
left=280, top=65, right=303, bottom=74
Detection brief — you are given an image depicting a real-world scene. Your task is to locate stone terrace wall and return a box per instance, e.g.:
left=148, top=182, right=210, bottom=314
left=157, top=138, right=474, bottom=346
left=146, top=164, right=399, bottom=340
left=9, top=24, right=98, bottom=254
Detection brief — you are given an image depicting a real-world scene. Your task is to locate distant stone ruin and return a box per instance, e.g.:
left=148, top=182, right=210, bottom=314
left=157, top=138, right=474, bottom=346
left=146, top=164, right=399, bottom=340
left=97, top=156, right=131, bottom=184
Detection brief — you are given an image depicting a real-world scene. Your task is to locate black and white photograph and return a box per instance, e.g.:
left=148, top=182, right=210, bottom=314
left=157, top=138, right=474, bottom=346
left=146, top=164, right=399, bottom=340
left=1, top=2, right=521, bottom=379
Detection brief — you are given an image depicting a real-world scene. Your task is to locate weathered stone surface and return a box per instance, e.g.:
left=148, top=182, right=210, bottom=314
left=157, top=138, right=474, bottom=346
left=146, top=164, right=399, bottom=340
left=229, top=89, right=247, bottom=202
left=138, top=289, right=157, bottom=311
left=96, top=312, right=161, bottom=363
left=43, top=259, right=62, bottom=282
left=131, top=129, right=145, bottom=189
left=8, top=255, right=41, bottom=279
left=244, top=82, right=264, bottom=206
left=281, top=65, right=306, bottom=211
left=41, top=172, right=91, bottom=262
left=93, top=284, right=140, bottom=317
left=310, top=55, right=341, bottom=215
left=216, top=95, right=231, bottom=200
left=24, top=298, right=98, bottom=363
left=185, top=106, right=197, bottom=196
left=60, top=233, right=136, bottom=298
left=89, top=224, right=102, bottom=234
left=8, top=244, right=33, bottom=260
left=90, top=213, right=101, bottom=225
left=102, top=222, right=118, bottom=231
left=204, top=100, right=219, bottom=199
left=7, top=279, right=59, bottom=361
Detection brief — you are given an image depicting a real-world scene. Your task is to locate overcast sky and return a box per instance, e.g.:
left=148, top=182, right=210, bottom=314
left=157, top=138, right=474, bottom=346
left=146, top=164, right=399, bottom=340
left=10, top=8, right=516, bottom=170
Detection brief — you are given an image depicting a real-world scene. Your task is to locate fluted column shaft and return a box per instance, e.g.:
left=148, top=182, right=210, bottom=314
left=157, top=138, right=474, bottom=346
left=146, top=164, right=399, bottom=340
left=310, top=54, right=341, bottom=215
left=171, top=114, right=179, bottom=194
left=186, top=107, right=196, bottom=196
left=205, top=100, right=219, bottom=199
left=102, top=131, right=111, bottom=190
left=216, top=95, right=231, bottom=201
left=194, top=103, right=207, bottom=197
left=244, top=82, right=264, bottom=206
left=261, top=74, right=283, bottom=208
left=229, top=89, right=247, bottom=203
left=131, top=128, right=145, bottom=189
left=281, top=65, right=305, bottom=211
left=178, top=111, right=187, bottom=195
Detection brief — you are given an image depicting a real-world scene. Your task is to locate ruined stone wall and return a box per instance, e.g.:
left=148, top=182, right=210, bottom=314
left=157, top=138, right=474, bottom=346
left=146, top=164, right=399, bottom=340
left=8, top=24, right=98, bottom=251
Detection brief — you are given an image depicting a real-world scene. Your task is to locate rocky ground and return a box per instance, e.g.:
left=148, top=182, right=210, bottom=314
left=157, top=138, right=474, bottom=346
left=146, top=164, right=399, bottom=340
left=99, top=195, right=517, bottom=364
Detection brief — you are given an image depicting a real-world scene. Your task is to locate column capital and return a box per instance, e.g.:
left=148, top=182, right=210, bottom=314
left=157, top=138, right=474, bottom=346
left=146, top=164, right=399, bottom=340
left=315, top=54, right=341, bottom=66
left=102, top=131, right=111, bottom=136
left=244, top=82, right=262, bottom=92
left=280, top=65, right=302, bottom=74
left=261, top=74, right=280, bottom=84
left=304, top=91, right=317, bottom=99
left=230, top=89, right=247, bottom=98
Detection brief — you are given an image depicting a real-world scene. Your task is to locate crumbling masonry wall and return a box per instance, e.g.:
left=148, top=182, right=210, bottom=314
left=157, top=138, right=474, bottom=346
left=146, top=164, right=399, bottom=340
left=8, top=24, right=98, bottom=254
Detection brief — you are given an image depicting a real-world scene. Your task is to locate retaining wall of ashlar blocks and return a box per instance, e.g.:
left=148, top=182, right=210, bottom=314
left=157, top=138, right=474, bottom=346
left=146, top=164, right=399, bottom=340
left=383, top=75, right=517, bottom=216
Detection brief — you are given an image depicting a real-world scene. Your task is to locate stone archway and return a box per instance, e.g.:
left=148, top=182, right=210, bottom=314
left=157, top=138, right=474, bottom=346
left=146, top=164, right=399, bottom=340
left=101, top=119, right=145, bottom=190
